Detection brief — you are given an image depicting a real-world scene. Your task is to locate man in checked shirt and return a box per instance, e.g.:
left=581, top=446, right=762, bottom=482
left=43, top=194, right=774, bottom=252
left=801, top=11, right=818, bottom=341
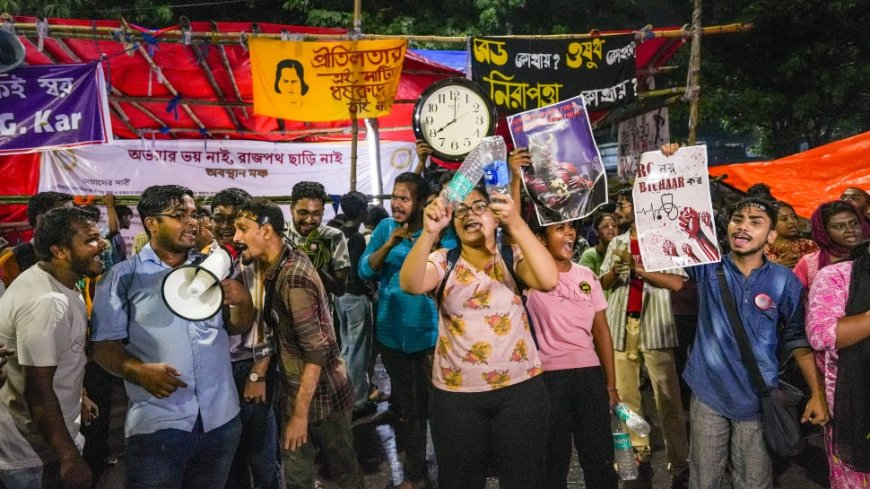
left=232, top=198, right=364, bottom=489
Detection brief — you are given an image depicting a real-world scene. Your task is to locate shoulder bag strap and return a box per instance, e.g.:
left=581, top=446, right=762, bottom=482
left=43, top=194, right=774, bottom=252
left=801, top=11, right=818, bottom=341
left=435, top=246, right=461, bottom=305
left=716, top=266, right=771, bottom=396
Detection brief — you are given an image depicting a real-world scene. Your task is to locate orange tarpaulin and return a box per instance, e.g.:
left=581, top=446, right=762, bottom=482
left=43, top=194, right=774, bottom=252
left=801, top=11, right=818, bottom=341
left=708, top=131, right=870, bottom=217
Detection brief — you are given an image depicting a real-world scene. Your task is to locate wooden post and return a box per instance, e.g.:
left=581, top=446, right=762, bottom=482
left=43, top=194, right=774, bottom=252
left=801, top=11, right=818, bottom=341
left=350, top=118, right=359, bottom=191
left=687, top=0, right=703, bottom=145
left=348, top=0, right=362, bottom=192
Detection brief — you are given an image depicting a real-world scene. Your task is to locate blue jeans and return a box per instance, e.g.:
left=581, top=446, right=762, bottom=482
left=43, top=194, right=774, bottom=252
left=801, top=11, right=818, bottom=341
left=689, top=396, right=772, bottom=489
left=125, top=414, right=242, bottom=489
left=225, top=359, right=280, bottom=489
left=0, top=462, right=59, bottom=489
left=335, top=293, right=373, bottom=409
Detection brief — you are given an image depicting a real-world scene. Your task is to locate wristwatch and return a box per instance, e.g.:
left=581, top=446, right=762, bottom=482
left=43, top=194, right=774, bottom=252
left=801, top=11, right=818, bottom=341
left=248, top=372, right=266, bottom=383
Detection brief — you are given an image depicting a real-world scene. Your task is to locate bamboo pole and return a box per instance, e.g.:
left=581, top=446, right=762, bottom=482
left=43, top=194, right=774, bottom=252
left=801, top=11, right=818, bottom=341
left=0, top=195, right=394, bottom=206
left=120, top=18, right=210, bottom=136
left=132, top=124, right=413, bottom=137
left=10, top=22, right=751, bottom=45
left=190, top=42, right=243, bottom=131
left=687, top=0, right=703, bottom=145
left=210, top=21, right=249, bottom=118
left=638, top=86, right=686, bottom=99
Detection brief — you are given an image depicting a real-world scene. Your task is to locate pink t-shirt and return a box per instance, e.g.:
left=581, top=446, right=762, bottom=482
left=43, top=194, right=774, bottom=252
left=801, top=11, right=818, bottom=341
left=526, top=263, right=608, bottom=371
left=428, top=245, right=543, bottom=392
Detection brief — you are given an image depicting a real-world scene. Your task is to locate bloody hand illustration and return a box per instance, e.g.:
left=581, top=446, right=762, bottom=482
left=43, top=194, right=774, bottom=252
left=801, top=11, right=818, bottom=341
left=700, top=211, right=713, bottom=231
left=681, top=243, right=701, bottom=263
left=662, top=240, right=678, bottom=257
left=678, top=207, right=720, bottom=261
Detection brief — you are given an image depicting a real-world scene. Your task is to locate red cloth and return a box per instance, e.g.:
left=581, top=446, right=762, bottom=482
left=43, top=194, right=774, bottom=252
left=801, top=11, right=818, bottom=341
left=627, top=237, right=643, bottom=313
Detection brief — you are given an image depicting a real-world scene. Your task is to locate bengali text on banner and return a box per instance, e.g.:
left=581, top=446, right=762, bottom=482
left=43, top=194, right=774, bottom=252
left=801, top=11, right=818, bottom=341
left=249, top=38, right=406, bottom=122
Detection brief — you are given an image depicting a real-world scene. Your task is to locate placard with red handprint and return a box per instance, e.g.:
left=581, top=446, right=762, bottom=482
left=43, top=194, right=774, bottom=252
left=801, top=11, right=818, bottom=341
left=632, top=145, right=721, bottom=272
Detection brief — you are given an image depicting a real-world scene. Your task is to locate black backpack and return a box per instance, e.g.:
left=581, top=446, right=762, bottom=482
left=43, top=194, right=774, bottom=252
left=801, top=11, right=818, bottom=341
left=435, top=245, right=539, bottom=348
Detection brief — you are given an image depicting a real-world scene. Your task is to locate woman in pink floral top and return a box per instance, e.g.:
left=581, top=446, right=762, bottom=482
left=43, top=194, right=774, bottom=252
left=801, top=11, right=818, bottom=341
left=400, top=187, right=558, bottom=489
left=806, top=242, right=870, bottom=488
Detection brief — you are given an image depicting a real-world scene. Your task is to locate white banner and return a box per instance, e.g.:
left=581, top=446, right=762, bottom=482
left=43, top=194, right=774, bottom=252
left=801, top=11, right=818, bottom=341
left=38, top=138, right=417, bottom=198
left=617, top=107, right=669, bottom=182
left=633, top=145, right=721, bottom=272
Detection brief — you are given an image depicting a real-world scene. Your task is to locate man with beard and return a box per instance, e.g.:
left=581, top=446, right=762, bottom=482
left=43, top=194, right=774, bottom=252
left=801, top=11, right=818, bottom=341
left=210, top=187, right=280, bottom=489
left=232, top=199, right=363, bottom=489
left=90, top=185, right=254, bottom=489
left=359, top=172, right=456, bottom=489
left=681, top=197, right=828, bottom=489
left=840, top=186, right=870, bottom=221
left=599, top=187, right=690, bottom=488
left=286, top=181, right=349, bottom=297
left=0, top=207, right=106, bottom=489
left=0, top=191, right=73, bottom=287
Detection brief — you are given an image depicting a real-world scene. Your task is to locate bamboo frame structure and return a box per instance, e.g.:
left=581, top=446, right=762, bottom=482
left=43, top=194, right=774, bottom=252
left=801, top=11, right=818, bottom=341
left=10, top=21, right=751, bottom=45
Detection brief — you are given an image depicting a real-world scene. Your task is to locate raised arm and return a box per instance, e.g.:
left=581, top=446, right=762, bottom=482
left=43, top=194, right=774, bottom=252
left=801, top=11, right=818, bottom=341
left=400, top=197, right=451, bottom=295
left=491, top=193, right=558, bottom=292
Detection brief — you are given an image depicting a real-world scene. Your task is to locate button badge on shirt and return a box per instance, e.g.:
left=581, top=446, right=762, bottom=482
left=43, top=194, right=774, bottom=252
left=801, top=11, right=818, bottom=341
left=579, top=281, right=592, bottom=295
left=754, top=293, right=774, bottom=310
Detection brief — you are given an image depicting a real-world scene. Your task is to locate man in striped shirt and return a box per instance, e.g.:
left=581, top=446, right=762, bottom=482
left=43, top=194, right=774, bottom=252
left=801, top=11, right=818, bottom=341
left=600, top=188, right=690, bottom=488
left=233, top=198, right=363, bottom=489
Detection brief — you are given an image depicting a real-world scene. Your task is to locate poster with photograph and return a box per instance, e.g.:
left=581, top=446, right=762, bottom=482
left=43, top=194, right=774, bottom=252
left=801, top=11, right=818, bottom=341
left=507, top=94, right=608, bottom=225
left=633, top=145, right=721, bottom=272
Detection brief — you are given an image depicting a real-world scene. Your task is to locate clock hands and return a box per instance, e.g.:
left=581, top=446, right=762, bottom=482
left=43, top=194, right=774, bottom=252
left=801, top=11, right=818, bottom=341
left=433, top=110, right=472, bottom=135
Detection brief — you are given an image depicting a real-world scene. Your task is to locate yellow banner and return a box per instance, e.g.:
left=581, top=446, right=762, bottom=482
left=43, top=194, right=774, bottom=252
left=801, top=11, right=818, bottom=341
left=250, top=38, right=407, bottom=122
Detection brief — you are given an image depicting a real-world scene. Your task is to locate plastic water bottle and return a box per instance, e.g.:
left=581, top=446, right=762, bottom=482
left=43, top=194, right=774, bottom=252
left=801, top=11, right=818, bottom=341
left=613, top=416, right=638, bottom=480
left=481, top=136, right=510, bottom=195
left=442, top=136, right=506, bottom=204
left=614, top=402, right=651, bottom=438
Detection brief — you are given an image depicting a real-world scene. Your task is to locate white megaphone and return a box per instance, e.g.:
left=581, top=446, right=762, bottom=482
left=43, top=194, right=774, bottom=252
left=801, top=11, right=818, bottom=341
left=161, top=247, right=233, bottom=321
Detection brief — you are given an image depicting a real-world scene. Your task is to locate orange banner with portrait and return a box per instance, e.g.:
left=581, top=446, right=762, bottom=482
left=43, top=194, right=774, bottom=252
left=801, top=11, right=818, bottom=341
left=250, top=38, right=406, bottom=122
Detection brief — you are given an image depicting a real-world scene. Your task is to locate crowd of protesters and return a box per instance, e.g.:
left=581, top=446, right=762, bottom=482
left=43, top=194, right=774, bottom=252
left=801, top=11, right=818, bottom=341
left=0, top=139, right=868, bottom=489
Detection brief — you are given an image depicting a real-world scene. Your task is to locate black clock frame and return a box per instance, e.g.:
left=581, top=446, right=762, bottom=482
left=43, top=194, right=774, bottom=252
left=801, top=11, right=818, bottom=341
left=411, top=77, right=498, bottom=162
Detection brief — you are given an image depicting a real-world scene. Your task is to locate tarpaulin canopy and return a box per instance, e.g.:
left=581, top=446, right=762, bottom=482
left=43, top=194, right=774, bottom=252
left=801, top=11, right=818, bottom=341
left=12, top=16, right=462, bottom=143
left=708, top=131, right=870, bottom=217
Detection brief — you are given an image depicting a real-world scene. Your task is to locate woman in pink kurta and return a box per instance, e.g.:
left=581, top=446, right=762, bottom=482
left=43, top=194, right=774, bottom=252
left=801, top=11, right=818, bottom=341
left=807, top=252, right=870, bottom=488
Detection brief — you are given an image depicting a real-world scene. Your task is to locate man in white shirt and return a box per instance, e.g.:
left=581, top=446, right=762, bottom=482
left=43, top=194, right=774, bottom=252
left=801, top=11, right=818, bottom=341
left=0, top=207, right=107, bottom=489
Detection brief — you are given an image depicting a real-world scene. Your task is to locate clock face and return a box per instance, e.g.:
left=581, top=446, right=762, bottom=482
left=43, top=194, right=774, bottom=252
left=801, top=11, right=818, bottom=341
left=413, top=78, right=497, bottom=162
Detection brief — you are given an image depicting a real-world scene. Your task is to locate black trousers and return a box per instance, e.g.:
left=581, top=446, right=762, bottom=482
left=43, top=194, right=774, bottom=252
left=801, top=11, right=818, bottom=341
left=542, top=367, right=617, bottom=489
left=429, top=375, right=550, bottom=489
left=82, top=361, right=114, bottom=487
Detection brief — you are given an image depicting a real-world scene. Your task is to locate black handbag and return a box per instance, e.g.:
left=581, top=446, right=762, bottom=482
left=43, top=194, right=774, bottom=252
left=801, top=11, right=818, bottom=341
left=716, top=267, right=806, bottom=458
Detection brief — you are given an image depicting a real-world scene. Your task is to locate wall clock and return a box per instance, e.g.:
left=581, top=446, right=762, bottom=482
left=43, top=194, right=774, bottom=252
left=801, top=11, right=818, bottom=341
left=412, top=77, right=498, bottom=162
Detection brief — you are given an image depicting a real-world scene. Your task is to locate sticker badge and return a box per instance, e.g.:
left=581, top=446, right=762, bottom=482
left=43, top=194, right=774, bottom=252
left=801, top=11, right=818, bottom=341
left=754, top=293, right=773, bottom=310
left=579, top=281, right=592, bottom=294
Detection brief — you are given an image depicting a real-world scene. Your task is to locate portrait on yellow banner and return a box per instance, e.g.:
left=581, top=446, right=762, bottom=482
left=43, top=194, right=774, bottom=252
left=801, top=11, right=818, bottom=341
left=250, top=38, right=407, bottom=122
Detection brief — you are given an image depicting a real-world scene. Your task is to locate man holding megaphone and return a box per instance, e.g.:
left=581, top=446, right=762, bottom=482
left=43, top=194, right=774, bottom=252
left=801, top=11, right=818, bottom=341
left=232, top=198, right=364, bottom=489
left=90, top=185, right=255, bottom=489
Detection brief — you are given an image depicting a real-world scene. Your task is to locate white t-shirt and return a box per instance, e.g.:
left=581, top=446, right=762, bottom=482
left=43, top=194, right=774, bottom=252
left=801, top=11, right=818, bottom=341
left=0, top=265, right=88, bottom=469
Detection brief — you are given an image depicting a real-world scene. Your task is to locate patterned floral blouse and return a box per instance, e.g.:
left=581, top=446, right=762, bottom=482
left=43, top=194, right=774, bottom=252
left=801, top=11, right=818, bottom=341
left=428, top=245, right=543, bottom=393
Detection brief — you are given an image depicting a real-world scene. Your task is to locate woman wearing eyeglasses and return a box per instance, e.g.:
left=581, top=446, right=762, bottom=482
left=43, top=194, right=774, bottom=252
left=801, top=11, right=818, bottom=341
left=399, top=186, right=558, bottom=489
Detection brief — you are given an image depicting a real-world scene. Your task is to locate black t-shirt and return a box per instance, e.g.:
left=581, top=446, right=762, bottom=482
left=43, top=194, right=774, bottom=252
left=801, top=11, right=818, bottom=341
left=341, top=225, right=371, bottom=296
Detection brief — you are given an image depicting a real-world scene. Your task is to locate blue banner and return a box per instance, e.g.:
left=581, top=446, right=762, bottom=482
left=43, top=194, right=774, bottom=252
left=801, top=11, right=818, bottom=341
left=0, top=62, right=112, bottom=155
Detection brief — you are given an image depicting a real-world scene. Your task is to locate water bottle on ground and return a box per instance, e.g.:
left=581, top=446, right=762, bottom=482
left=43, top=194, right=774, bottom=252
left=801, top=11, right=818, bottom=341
left=481, top=136, right=510, bottom=196
left=613, top=415, right=638, bottom=480
left=442, top=136, right=506, bottom=204
left=614, top=402, right=651, bottom=438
